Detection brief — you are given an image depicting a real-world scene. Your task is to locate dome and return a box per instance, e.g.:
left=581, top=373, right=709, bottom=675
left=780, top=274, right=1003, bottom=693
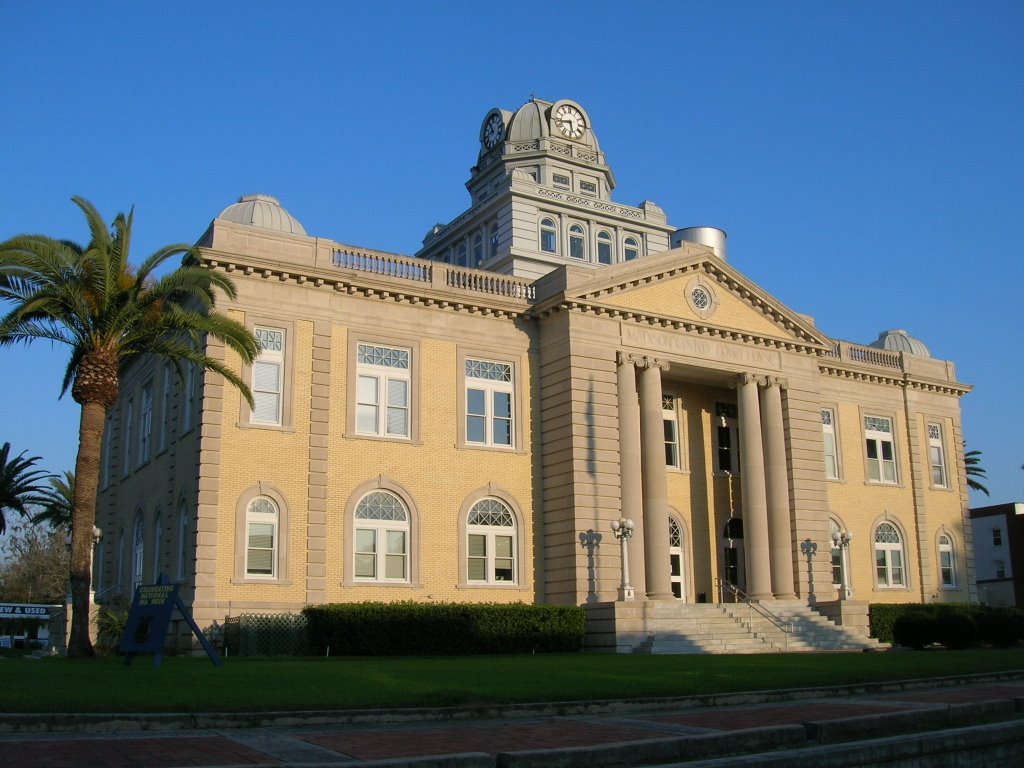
left=217, top=194, right=306, bottom=236
left=868, top=329, right=931, bottom=357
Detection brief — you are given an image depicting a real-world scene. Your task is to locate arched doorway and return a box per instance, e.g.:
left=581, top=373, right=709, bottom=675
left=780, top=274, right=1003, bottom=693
left=723, top=517, right=745, bottom=592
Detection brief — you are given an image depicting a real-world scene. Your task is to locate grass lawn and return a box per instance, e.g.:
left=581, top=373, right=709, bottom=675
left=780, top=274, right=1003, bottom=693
left=2, top=649, right=1023, bottom=714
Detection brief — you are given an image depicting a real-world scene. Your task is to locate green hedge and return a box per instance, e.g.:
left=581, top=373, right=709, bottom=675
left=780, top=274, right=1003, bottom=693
left=871, top=603, right=1024, bottom=649
left=303, top=601, right=585, bottom=656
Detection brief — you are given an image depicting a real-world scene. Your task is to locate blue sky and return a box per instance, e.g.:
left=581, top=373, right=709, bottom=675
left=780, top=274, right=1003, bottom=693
left=1, top=1, right=1021, bottom=504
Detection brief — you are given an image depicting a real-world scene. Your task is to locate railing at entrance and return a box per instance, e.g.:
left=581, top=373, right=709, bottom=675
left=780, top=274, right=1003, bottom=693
left=715, top=578, right=794, bottom=652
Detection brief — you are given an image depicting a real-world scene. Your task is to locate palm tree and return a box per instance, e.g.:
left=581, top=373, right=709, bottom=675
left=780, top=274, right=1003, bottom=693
left=0, top=196, right=257, bottom=658
left=965, top=448, right=989, bottom=497
left=0, top=442, right=50, bottom=534
left=31, top=470, right=75, bottom=531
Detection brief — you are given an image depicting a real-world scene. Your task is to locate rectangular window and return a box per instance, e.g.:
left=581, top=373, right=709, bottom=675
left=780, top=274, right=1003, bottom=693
left=465, top=358, right=514, bottom=448
left=101, top=413, right=113, bottom=489
left=246, top=522, right=276, bottom=577
left=182, top=363, right=195, bottom=432
left=138, top=383, right=153, bottom=465
left=252, top=327, right=284, bottom=425
left=552, top=173, right=570, bottom=188
left=821, top=408, right=839, bottom=480
left=122, top=400, right=134, bottom=476
left=992, top=527, right=1003, bottom=546
left=663, top=394, right=681, bottom=469
left=158, top=365, right=171, bottom=452
left=356, top=344, right=410, bottom=438
left=940, top=550, right=955, bottom=587
left=995, top=560, right=1006, bottom=579
left=864, top=415, right=897, bottom=484
left=579, top=180, right=597, bottom=195
left=714, top=402, right=739, bottom=474
left=927, top=422, right=947, bottom=487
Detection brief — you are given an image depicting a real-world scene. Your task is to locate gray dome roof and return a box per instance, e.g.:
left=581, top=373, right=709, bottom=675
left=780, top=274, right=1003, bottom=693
left=217, top=194, right=306, bottom=236
left=868, top=328, right=931, bottom=357
left=506, top=98, right=601, bottom=153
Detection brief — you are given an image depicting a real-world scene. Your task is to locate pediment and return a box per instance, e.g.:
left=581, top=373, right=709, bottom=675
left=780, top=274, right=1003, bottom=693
left=560, top=244, right=831, bottom=349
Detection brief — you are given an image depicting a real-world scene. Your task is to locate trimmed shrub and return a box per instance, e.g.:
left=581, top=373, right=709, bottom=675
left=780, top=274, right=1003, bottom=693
left=937, top=611, right=977, bottom=649
left=976, top=607, right=1024, bottom=648
left=893, top=609, right=940, bottom=649
left=303, top=601, right=585, bottom=656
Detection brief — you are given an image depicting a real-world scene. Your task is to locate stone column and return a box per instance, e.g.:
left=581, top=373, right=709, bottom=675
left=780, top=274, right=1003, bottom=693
left=761, top=377, right=796, bottom=599
left=736, top=373, right=773, bottom=600
left=616, top=353, right=646, bottom=597
left=638, top=357, right=673, bottom=600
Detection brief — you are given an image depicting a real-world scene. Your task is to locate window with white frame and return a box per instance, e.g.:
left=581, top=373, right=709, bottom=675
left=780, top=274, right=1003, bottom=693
left=354, top=491, right=409, bottom=582
left=874, top=521, right=905, bottom=587
left=821, top=408, right=839, bottom=479
left=927, top=423, right=947, bottom=487
left=830, top=518, right=845, bottom=588
left=714, top=402, right=740, bottom=474
left=864, top=415, right=897, bottom=484
left=252, top=327, right=285, bottom=425
left=138, top=382, right=153, bottom=465
left=540, top=218, right=557, bottom=253
left=356, top=344, right=410, bottom=439
left=992, top=527, right=1002, bottom=546
left=245, top=496, right=279, bottom=578
left=663, top=394, right=681, bottom=469
left=568, top=224, right=586, bottom=259
left=465, top=359, right=514, bottom=448
left=122, top=399, right=134, bottom=476
left=152, top=514, right=162, bottom=581
left=132, top=514, right=144, bottom=588
left=995, top=559, right=1006, bottom=579
left=177, top=501, right=188, bottom=581
left=467, top=498, right=516, bottom=584
left=597, top=231, right=613, bottom=264
left=159, top=365, right=171, bottom=452
left=623, top=236, right=639, bottom=261
left=94, top=539, right=105, bottom=593
left=938, top=533, right=956, bottom=588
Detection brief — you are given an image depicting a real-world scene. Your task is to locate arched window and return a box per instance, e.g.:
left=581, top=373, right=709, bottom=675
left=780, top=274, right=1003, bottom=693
left=569, top=224, right=586, bottom=259
left=245, top=496, right=279, bottom=578
left=472, top=232, right=484, bottom=266
left=938, top=532, right=956, bottom=588
left=152, top=513, right=163, bottom=581
left=597, top=230, right=613, bottom=264
left=669, top=516, right=686, bottom=599
left=354, top=491, right=409, bottom=582
left=132, top=514, right=144, bottom=588
left=624, top=236, right=639, bottom=261
left=456, top=242, right=468, bottom=267
left=540, top=218, right=557, bottom=253
left=177, top=501, right=189, bottom=581
left=829, top=518, right=852, bottom=591
left=489, top=220, right=499, bottom=259
left=874, top=521, right=905, bottom=587
left=467, top=498, right=517, bottom=584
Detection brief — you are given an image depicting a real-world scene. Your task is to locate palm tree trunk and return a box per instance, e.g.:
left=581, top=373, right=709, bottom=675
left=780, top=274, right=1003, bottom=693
left=68, top=399, right=106, bottom=658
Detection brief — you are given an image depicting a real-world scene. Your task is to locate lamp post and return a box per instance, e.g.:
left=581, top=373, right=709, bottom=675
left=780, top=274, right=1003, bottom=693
left=830, top=529, right=853, bottom=599
left=610, top=518, right=636, bottom=602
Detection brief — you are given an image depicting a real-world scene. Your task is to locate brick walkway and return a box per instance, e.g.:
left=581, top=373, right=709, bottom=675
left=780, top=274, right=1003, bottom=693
left=2, top=678, right=1022, bottom=768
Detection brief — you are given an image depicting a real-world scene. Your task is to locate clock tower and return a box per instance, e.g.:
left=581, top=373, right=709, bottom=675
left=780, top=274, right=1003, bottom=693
left=416, top=97, right=674, bottom=280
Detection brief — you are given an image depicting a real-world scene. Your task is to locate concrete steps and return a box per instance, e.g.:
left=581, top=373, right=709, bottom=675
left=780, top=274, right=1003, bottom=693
left=584, top=601, right=884, bottom=654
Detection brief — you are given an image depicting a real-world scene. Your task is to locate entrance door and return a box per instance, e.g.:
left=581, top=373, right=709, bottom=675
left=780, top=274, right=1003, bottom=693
left=669, top=516, right=686, bottom=600
left=723, top=517, right=745, bottom=594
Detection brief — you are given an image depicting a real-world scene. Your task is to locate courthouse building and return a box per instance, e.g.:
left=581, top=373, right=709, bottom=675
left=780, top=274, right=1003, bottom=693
left=92, top=98, right=976, bottom=650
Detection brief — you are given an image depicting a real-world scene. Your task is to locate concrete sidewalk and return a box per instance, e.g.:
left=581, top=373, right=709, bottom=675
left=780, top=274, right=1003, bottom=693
left=2, top=674, right=1024, bottom=767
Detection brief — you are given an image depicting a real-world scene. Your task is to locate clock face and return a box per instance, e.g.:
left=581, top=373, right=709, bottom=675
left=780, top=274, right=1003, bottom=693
left=483, top=114, right=504, bottom=149
left=555, top=105, right=585, bottom=139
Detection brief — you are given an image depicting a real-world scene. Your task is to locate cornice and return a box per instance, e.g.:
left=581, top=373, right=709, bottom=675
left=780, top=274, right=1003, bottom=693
left=520, top=185, right=675, bottom=233
left=202, top=250, right=533, bottom=322
left=532, top=298, right=829, bottom=356
left=816, top=363, right=972, bottom=397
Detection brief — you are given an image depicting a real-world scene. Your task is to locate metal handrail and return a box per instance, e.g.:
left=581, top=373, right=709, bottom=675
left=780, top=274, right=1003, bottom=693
left=714, top=578, right=794, bottom=652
